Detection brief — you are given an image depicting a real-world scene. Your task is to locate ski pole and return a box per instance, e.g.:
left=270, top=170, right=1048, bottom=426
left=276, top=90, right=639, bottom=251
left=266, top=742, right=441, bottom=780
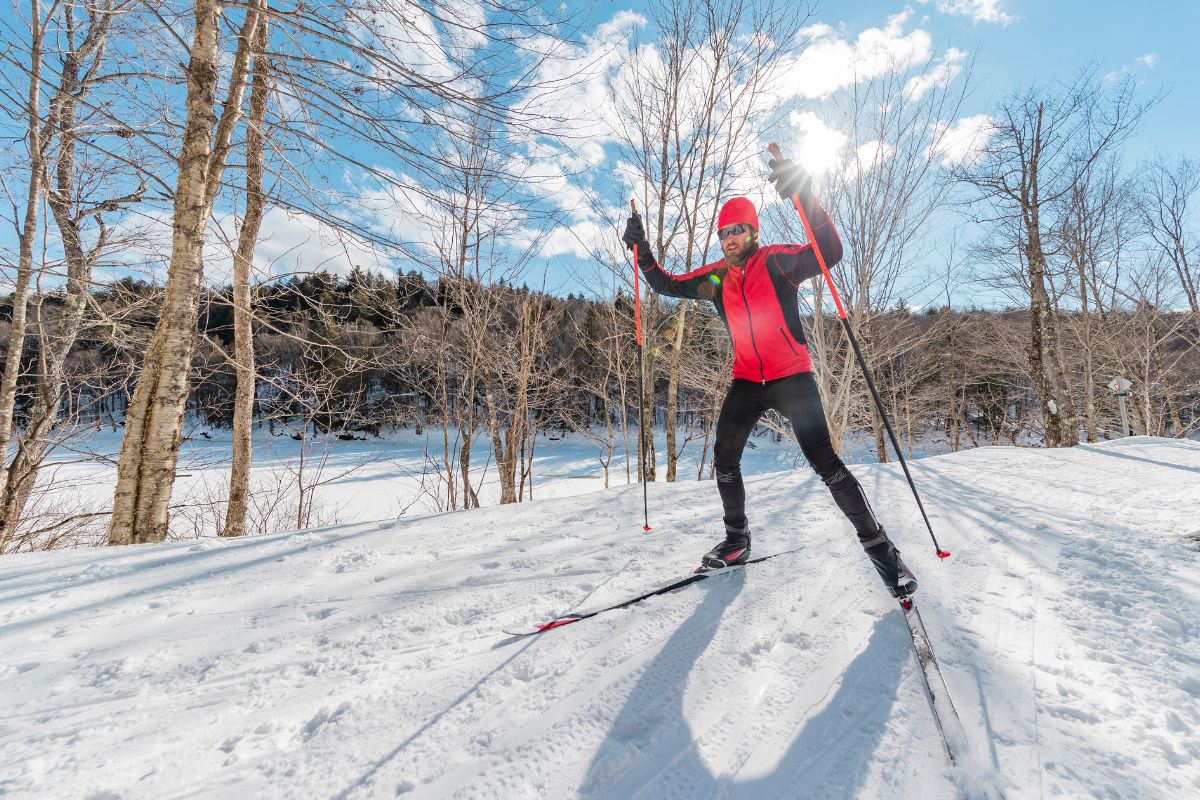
left=768, top=143, right=949, bottom=559
left=630, top=199, right=651, bottom=532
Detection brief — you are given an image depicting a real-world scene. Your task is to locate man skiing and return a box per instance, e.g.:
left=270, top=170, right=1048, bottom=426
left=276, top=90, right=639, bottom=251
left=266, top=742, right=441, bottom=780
left=621, top=157, right=917, bottom=598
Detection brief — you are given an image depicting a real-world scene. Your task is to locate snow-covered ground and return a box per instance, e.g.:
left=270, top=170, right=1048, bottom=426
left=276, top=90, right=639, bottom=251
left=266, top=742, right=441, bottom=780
left=2, top=437, right=1199, bottom=799
left=25, top=422, right=810, bottom=545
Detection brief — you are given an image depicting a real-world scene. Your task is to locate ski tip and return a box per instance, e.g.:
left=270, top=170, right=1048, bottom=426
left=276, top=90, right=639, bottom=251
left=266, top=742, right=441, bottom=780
left=937, top=549, right=952, bottom=559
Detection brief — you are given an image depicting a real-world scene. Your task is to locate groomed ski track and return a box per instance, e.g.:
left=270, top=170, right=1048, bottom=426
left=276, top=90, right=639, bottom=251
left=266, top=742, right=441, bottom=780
left=2, top=438, right=1198, bottom=799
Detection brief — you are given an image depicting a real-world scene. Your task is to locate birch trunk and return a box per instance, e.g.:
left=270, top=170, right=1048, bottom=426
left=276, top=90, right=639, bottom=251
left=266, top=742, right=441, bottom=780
left=0, top=0, right=46, bottom=527
left=223, top=2, right=269, bottom=537
left=109, top=0, right=259, bottom=544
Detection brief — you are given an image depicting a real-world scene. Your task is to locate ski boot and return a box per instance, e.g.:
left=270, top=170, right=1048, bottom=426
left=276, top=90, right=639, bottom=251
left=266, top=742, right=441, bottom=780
left=865, top=539, right=918, bottom=602
left=700, top=529, right=751, bottom=571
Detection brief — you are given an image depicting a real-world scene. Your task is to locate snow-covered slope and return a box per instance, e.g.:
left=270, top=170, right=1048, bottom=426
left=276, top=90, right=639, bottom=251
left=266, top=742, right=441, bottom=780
left=2, top=438, right=1198, bottom=799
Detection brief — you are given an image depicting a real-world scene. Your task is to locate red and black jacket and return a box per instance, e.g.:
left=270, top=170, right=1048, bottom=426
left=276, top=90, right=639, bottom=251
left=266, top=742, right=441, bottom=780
left=637, top=207, right=843, bottom=383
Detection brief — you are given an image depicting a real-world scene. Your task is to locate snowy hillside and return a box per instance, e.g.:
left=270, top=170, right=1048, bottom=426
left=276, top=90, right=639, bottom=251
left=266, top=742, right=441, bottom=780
left=2, top=437, right=1198, bottom=799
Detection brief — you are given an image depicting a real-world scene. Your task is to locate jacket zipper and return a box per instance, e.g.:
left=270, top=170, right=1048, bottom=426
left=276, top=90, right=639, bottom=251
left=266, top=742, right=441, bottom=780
left=778, top=325, right=800, bottom=356
left=738, top=269, right=766, bottom=383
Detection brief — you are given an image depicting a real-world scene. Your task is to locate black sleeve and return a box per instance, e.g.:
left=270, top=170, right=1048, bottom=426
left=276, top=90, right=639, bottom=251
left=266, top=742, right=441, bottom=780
left=636, top=245, right=718, bottom=301
left=765, top=202, right=844, bottom=287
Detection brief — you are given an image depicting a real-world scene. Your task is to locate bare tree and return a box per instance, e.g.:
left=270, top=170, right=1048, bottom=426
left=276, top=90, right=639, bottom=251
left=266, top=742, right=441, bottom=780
left=1057, top=155, right=1131, bottom=442
left=108, top=0, right=264, bottom=544
left=614, top=0, right=806, bottom=481
left=954, top=69, right=1150, bottom=448
left=223, top=4, right=271, bottom=537
left=565, top=297, right=638, bottom=488
left=770, top=50, right=972, bottom=459
left=1141, top=155, right=1199, bottom=336
left=0, top=0, right=50, bottom=507
left=0, top=0, right=148, bottom=551
left=103, top=0, right=576, bottom=543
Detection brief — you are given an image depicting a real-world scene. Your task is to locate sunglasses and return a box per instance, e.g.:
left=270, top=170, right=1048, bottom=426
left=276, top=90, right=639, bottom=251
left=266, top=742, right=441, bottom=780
left=718, top=223, right=752, bottom=240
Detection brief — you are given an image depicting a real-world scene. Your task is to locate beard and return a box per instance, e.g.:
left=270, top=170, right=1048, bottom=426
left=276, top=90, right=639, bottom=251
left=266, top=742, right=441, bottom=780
left=724, top=239, right=758, bottom=266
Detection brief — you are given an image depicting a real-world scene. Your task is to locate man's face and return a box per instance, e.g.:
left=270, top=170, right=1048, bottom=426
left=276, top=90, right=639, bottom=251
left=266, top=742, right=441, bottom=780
left=719, top=223, right=756, bottom=264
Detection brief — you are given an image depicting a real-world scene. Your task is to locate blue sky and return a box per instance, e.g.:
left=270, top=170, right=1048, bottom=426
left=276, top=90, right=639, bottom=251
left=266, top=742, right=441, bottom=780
left=530, top=0, right=1200, bottom=305
left=1, top=0, right=1196, bottom=308
left=602, top=0, right=1198, bottom=163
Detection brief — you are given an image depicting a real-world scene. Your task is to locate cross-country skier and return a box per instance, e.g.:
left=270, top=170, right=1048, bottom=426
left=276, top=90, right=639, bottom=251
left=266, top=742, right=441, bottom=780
left=621, top=157, right=917, bottom=598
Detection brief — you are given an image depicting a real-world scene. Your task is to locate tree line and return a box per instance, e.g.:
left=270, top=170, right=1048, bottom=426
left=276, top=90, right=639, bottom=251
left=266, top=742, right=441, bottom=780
left=0, top=261, right=1194, bottom=551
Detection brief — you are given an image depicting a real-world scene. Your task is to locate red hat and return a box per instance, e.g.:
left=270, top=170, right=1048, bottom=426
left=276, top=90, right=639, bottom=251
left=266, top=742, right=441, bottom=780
left=717, top=197, right=759, bottom=232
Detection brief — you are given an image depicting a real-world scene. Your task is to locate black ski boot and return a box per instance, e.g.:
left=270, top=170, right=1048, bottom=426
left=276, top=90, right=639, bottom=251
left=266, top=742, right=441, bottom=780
left=701, top=529, right=751, bottom=570
left=864, top=538, right=917, bottom=598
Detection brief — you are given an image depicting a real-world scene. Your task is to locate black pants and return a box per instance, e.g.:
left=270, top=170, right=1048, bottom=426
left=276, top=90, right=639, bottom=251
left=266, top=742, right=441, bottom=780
left=713, top=372, right=885, bottom=547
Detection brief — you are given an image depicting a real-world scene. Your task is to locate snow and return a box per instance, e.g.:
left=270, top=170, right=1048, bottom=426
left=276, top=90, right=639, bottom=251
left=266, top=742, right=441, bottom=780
left=27, top=424, right=812, bottom=543
left=2, top=436, right=1199, bottom=799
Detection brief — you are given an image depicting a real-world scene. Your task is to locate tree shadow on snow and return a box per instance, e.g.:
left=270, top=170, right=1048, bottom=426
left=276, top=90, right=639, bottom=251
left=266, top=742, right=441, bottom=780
left=1075, top=443, right=1200, bottom=475
left=579, top=573, right=908, bottom=800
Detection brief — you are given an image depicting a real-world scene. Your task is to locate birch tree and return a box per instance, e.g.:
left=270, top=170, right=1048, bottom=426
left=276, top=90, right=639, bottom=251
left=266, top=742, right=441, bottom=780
left=223, top=2, right=270, bottom=537
left=108, top=0, right=264, bottom=544
left=0, top=0, right=149, bottom=551
left=0, top=0, right=50, bottom=503
left=109, top=0, right=568, bottom=543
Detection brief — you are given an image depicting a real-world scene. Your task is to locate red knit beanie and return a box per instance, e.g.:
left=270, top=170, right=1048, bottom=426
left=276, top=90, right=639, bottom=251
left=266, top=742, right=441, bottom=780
left=717, top=197, right=759, bottom=231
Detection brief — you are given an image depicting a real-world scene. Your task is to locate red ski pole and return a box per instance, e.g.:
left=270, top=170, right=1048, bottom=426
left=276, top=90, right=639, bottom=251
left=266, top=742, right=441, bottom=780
left=768, top=143, right=949, bottom=559
left=630, top=199, right=651, bottom=532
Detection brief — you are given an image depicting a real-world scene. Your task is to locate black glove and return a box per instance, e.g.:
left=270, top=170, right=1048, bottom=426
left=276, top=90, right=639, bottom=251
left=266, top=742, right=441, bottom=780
left=768, top=157, right=813, bottom=202
left=621, top=215, right=648, bottom=251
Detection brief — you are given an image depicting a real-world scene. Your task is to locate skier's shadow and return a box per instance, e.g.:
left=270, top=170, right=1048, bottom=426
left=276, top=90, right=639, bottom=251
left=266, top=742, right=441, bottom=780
left=580, top=573, right=907, bottom=799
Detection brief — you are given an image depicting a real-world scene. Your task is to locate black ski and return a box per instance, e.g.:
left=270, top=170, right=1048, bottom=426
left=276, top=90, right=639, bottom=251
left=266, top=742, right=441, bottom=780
left=900, top=596, right=1005, bottom=799
left=502, top=549, right=800, bottom=637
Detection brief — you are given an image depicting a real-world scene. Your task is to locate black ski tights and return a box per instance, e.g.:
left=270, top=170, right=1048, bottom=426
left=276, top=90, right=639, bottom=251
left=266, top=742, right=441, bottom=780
left=712, top=373, right=884, bottom=546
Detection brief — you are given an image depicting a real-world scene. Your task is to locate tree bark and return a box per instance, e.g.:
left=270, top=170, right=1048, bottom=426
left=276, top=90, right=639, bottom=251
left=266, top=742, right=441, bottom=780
left=1026, top=227, right=1078, bottom=448
left=109, top=0, right=259, bottom=544
left=0, top=0, right=46, bottom=539
left=224, top=1, right=270, bottom=537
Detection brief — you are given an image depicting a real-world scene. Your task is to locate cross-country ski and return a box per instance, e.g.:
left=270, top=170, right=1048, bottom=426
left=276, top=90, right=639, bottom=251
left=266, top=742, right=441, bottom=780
left=502, top=549, right=801, bottom=637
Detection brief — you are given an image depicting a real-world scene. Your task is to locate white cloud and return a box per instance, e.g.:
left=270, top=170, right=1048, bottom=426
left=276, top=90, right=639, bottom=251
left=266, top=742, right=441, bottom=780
left=514, top=11, right=644, bottom=144
left=904, top=47, right=968, bottom=100
left=919, top=0, right=1016, bottom=25
left=767, top=12, right=933, bottom=102
left=97, top=204, right=394, bottom=286
left=1105, top=52, right=1160, bottom=83
left=373, top=6, right=459, bottom=84
left=539, top=218, right=609, bottom=259
left=250, top=207, right=393, bottom=279
left=780, top=111, right=849, bottom=179
left=930, top=113, right=995, bottom=167
left=851, top=140, right=896, bottom=178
